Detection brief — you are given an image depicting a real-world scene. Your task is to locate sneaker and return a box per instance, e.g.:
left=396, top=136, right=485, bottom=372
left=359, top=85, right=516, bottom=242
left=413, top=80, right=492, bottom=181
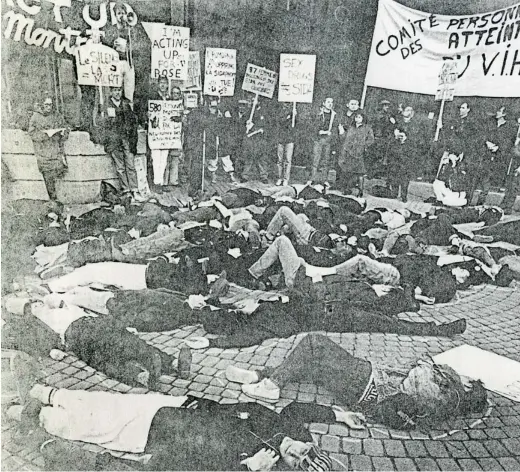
left=306, top=180, right=313, bottom=186
left=132, top=192, right=146, bottom=203
left=276, top=179, right=283, bottom=186
left=242, top=378, right=280, bottom=402
left=225, top=366, right=259, bottom=384
left=282, top=179, right=289, bottom=186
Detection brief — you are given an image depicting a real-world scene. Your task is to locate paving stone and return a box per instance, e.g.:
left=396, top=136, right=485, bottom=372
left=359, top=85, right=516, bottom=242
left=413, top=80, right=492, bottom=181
left=342, top=438, right=362, bottom=455
left=484, top=428, right=508, bottom=439
left=329, top=453, right=349, bottom=471
left=393, top=458, right=417, bottom=471
left=193, top=374, right=213, bottom=384
left=61, top=366, right=79, bottom=375
left=435, top=459, right=461, bottom=471
left=404, top=441, right=429, bottom=457
left=363, top=439, right=385, bottom=456
left=468, top=430, right=488, bottom=440
left=500, top=437, right=520, bottom=454
left=371, top=457, right=394, bottom=471
left=328, top=424, right=350, bottom=437
left=350, top=428, right=370, bottom=439
left=457, top=459, right=483, bottom=471
left=443, top=441, right=471, bottom=459
left=464, top=441, right=490, bottom=458
left=477, top=458, right=505, bottom=471
left=413, top=458, right=440, bottom=471
left=297, top=392, right=316, bottom=402
left=321, top=435, right=340, bottom=453
left=204, top=386, right=223, bottom=396
left=188, top=382, right=206, bottom=392
left=309, top=423, right=329, bottom=434
left=482, top=439, right=510, bottom=457
left=383, top=440, right=406, bottom=458
left=350, top=454, right=373, bottom=471
left=497, top=457, right=520, bottom=471
left=54, top=377, right=81, bottom=389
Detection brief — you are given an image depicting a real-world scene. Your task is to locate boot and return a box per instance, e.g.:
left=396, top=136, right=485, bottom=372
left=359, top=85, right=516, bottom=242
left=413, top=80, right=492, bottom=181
left=434, top=319, right=467, bottom=337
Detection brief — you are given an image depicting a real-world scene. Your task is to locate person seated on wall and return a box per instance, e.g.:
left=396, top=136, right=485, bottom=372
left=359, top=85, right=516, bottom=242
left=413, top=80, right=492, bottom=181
left=226, top=334, right=488, bottom=431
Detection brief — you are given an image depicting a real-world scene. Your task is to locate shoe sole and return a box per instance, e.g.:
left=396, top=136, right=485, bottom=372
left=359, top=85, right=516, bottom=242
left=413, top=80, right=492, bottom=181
left=241, top=389, right=279, bottom=403
left=225, top=366, right=259, bottom=385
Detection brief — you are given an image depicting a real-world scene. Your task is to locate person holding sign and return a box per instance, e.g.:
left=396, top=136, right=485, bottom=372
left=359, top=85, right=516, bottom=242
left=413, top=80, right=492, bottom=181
left=275, top=102, right=297, bottom=186
left=309, top=97, right=337, bottom=185
left=28, top=95, right=70, bottom=202
left=242, top=100, right=269, bottom=184
left=337, top=111, right=374, bottom=197
left=100, top=86, right=143, bottom=202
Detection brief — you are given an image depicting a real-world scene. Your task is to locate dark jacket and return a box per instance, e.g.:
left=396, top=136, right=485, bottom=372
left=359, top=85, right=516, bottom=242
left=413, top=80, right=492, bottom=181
left=144, top=399, right=328, bottom=471
left=100, top=96, right=138, bottom=154
left=28, top=111, right=67, bottom=160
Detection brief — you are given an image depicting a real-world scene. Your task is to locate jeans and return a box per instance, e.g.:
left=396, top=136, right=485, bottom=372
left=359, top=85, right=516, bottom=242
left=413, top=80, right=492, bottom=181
left=265, top=334, right=372, bottom=406
left=469, top=168, right=491, bottom=206
left=37, top=157, right=66, bottom=201
left=388, top=173, right=410, bottom=201
left=249, top=235, right=401, bottom=288
left=265, top=206, right=314, bottom=245
left=311, top=136, right=332, bottom=181
left=110, top=139, right=138, bottom=192
left=150, top=149, right=170, bottom=185
left=208, top=154, right=234, bottom=173
left=277, top=143, right=294, bottom=181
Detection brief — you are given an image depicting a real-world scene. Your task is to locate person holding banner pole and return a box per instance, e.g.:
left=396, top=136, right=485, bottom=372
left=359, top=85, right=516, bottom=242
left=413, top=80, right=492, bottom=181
left=309, top=98, right=336, bottom=185
left=242, top=98, right=269, bottom=184
left=276, top=102, right=297, bottom=186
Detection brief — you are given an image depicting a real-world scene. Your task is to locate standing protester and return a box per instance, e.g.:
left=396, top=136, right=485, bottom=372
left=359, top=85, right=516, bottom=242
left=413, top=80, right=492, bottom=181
left=28, top=95, right=70, bottom=202
left=163, top=86, right=185, bottom=188
left=485, top=107, right=517, bottom=188
left=338, top=99, right=360, bottom=133
left=370, top=99, right=396, bottom=177
left=208, top=98, right=237, bottom=184
left=147, top=77, right=174, bottom=193
left=242, top=100, right=269, bottom=184
left=387, top=105, right=420, bottom=202
left=100, top=86, right=143, bottom=202
left=276, top=102, right=297, bottom=186
left=337, top=111, right=374, bottom=196
left=443, top=102, right=482, bottom=200
left=501, top=128, right=520, bottom=214
left=103, top=2, right=136, bottom=104
left=309, top=97, right=336, bottom=185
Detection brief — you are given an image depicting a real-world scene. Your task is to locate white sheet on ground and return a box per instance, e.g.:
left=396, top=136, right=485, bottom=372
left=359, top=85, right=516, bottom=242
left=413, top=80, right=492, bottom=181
left=433, top=344, right=520, bottom=402
left=40, top=390, right=187, bottom=453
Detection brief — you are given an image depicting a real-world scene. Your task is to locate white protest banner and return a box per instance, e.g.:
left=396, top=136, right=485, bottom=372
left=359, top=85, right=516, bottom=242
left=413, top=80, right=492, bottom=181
left=143, top=22, right=190, bottom=81
left=364, top=0, right=520, bottom=97
left=242, top=63, right=278, bottom=99
left=75, top=43, right=122, bottom=87
left=204, top=48, right=236, bottom=97
left=278, top=54, right=316, bottom=103
left=148, top=100, right=183, bottom=150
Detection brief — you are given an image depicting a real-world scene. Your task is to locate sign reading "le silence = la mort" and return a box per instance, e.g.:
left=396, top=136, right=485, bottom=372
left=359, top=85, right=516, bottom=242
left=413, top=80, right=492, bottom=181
left=75, top=43, right=122, bottom=87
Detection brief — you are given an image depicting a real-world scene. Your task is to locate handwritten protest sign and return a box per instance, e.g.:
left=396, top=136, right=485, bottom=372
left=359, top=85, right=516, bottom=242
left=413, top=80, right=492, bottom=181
left=148, top=100, right=183, bottom=150
left=242, top=63, right=278, bottom=99
left=75, top=43, right=122, bottom=87
left=204, top=48, right=236, bottom=97
left=435, top=59, right=458, bottom=101
left=278, top=54, right=316, bottom=103
left=172, top=51, right=202, bottom=91
left=143, top=23, right=190, bottom=81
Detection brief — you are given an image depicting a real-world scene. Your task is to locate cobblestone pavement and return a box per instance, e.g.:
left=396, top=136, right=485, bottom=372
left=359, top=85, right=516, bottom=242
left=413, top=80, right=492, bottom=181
left=3, top=283, right=520, bottom=471
left=2, top=181, right=520, bottom=471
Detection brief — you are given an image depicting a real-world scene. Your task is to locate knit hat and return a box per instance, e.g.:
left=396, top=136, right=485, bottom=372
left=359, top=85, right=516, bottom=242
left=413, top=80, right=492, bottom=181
left=299, top=444, right=332, bottom=471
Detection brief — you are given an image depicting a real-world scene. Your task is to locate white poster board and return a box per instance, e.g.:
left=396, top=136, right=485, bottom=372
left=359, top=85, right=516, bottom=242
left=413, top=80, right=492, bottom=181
left=75, top=43, right=122, bottom=87
left=204, top=48, right=236, bottom=97
left=278, top=53, right=316, bottom=103
left=143, top=23, right=190, bottom=81
left=148, top=100, right=183, bottom=150
left=242, top=63, right=278, bottom=99
left=434, top=344, right=520, bottom=402
left=435, top=59, right=458, bottom=101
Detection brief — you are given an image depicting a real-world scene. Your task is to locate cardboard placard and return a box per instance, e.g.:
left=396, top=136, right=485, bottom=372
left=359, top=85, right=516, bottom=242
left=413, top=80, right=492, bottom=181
left=204, top=48, right=236, bottom=97
left=148, top=100, right=183, bottom=150
left=75, top=43, right=122, bottom=87
left=278, top=53, right=316, bottom=103
left=143, top=23, right=190, bottom=81
left=242, top=63, right=278, bottom=99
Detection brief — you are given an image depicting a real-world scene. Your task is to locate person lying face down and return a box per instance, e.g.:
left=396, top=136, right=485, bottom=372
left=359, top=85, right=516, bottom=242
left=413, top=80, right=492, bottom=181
left=226, top=334, right=487, bottom=431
